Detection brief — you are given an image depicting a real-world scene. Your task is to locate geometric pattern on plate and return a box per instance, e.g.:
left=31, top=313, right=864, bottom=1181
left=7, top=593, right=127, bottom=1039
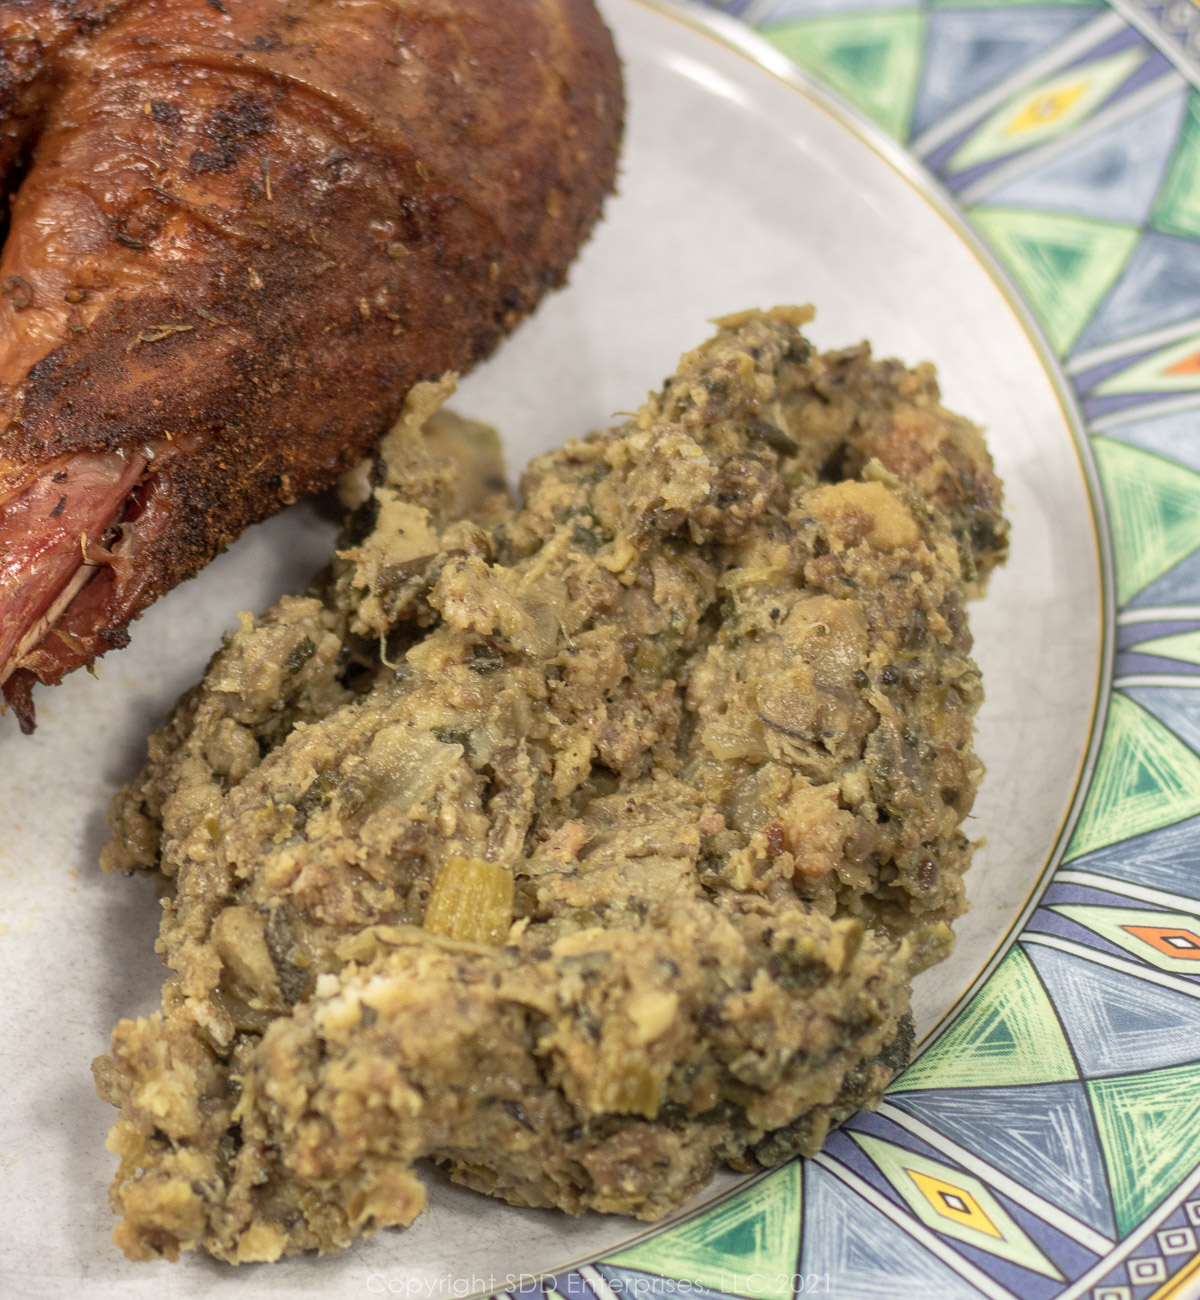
left=969, top=208, right=1139, bottom=352
left=849, top=1132, right=1066, bottom=1278
left=1022, top=938, right=1200, bottom=1076
left=1124, top=627, right=1200, bottom=666
left=1090, top=440, right=1200, bottom=604
left=1087, top=1064, right=1200, bottom=1234
left=1051, top=901, right=1200, bottom=971
left=887, top=945, right=1077, bottom=1091
left=1124, top=544, right=1200, bottom=610
left=911, top=6, right=1102, bottom=141
left=1154, top=91, right=1200, bottom=241
left=1091, top=330, right=1200, bottom=397
left=1059, top=818, right=1200, bottom=915
left=982, top=88, right=1186, bottom=226
left=1102, top=405, right=1200, bottom=478
left=796, top=1159, right=994, bottom=1299
left=765, top=11, right=926, bottom=138
left=603, top=1163, right=802, bottom=1300
left=575, top=3, right=1200, bottom=1297
left=1123, top=681, right=1200, bottom=753
left=1073, top=231, right=1200, bottom=358
left=886, top=1083, right=1117, bottom=1237
left=943, top=46, right=1148, bottom=173
left=1062, top=692, right=1200, bottom=859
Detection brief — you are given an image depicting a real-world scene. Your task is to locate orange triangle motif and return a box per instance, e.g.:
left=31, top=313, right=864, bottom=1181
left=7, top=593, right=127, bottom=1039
left=1123, top=923, right=1200, bottom=960
left=1165, top=349, right=1200, bottom=377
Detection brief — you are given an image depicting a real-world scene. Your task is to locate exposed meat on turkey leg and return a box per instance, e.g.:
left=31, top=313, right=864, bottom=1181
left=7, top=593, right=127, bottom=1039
left=0, top=452, right=146, bottom=706
left=0, top=0, right=623, bottom=729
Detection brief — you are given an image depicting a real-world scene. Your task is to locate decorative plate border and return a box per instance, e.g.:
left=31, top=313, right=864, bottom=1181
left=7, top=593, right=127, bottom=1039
left=474, top=0, right=1200, bottom=1296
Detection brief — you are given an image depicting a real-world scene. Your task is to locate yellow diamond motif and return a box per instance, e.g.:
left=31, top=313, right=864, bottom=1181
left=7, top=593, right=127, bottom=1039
left=907, top=1169, right=1003, bottom=1239
left=852, top=1132, right=1064, bottom=1279
left=1005, top=82, right=1088, bottom=135
left=949, top=47, right=1145, bottom=172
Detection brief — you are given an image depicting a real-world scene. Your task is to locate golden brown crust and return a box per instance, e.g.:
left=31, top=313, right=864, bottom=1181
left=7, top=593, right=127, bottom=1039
left=0, top=0, right=623, bottom=699
left=0, top=2, right=134, bottom=197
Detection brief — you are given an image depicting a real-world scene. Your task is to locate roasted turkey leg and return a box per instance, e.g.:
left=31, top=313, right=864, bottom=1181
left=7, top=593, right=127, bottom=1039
left=0, top=0, right=622, bottom=730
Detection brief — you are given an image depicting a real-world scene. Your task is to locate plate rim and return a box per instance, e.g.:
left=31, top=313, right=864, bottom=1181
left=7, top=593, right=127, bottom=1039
left=459, top=0, right=1120, bottom=1288
left=574, top=5, right=1200, bottom=1299
left=629, top=0, right=1115, bottom=1047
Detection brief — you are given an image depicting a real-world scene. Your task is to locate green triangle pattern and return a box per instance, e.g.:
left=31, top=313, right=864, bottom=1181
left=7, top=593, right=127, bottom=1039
left=765, top=11, right=926, bottom=141
left=1088, top=1061, right=1200, bottom=1235
left=890, top=946, right=1076, bottom=1091
left=949, top=47, right=1147, bottom=172
left=1128, top=628, right=1200, bottom=667
left=1065, top=692, right=1200, bottom=860
left=1152, top=91, right=1200, bottom=241
left=969, top=208, right=1138, bottom=354
left=1093, top=437, right=1200, bottom=605
left=929, top=0, right=1097, bottom=6
left=603, top=1162, right=802, bottom=1300
left=851, top=1133, right=1063, bottom=1278
left=1093, top=332, right=1200, bottom=398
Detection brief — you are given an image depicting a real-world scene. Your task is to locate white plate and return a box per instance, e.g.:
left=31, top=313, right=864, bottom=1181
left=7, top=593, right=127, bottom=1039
left=0, top=0, right=1101, bottom=1294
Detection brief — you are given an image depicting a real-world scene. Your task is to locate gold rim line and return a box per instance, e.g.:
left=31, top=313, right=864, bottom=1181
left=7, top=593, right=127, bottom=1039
left=405, top=0, right=1122, bottom=1291
left=622, top=0, right=1115, bottom=1051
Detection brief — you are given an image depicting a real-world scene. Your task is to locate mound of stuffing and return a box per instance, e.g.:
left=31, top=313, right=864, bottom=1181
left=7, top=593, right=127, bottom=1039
left=95, top=306, right=1007, bottom=1263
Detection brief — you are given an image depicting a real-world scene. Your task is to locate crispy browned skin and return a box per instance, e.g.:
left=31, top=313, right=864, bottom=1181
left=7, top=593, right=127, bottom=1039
left=97, top=309, right=1007, bottom=1263
left=0, top=0, right=622, bottom=726
left=0, top=3, right=133, bottom=192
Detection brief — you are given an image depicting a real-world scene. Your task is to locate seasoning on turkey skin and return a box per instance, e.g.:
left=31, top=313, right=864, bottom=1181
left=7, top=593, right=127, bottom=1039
left=96, top=306, right=1007, bottom=1263
left=0, top=0, right=622, bottom=729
